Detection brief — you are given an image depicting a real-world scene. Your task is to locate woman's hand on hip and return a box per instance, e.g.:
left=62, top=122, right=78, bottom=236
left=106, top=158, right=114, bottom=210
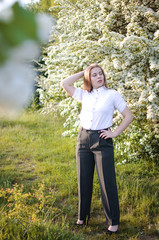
left=99, top=129, right=116, bottom=139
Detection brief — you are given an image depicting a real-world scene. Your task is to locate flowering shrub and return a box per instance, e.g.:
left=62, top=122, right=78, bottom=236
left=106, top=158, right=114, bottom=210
left=0, top=2, right=54, bottom=118
left=0, top=181, right=62, bottom=237
left=38, top=0, right=159, bottom=163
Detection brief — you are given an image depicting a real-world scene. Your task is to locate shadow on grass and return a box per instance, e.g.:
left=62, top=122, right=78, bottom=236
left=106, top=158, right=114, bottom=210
left=71, top=218, right=159, bottom=240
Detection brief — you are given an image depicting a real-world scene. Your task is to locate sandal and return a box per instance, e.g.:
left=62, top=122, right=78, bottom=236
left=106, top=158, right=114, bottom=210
left=76, top=218, right=89, bottom=226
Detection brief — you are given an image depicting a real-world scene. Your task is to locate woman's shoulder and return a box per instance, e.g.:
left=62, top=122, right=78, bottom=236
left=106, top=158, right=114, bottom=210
left=73, top=87, right=90, bottom=100
left=106, top=88, right=124, bottom=100
left=106, top=88, right=118, bottom=94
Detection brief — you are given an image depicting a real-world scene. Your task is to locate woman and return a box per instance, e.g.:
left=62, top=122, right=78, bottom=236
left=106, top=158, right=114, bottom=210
left=61, top=63, right=133, bottom=234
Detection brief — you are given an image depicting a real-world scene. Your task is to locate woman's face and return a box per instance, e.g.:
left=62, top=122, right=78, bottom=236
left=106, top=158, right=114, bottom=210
left=90, top=67, right=105, bottom=89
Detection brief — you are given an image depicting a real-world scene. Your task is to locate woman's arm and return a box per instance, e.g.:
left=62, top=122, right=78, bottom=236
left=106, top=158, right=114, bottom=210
left=61, top=71, right=84, bottom=97
left=99, top=106, right=133, bottom=139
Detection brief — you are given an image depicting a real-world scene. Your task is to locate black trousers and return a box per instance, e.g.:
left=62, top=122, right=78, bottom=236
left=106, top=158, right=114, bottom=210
left=76, top=127, right=120, bottom=226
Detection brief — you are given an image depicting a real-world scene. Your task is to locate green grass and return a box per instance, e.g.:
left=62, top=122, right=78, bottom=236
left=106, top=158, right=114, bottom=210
left=0, top=111, right=158, bottom=240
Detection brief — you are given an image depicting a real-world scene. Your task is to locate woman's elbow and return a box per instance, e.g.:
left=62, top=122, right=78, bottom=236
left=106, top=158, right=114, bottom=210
left=129, top=112, right=134, bottom=123
left=122, top=107, right=134, bottom=123
left=123, top=111, right=134, bottom=124
left=61, top=80, right=66, bottom=89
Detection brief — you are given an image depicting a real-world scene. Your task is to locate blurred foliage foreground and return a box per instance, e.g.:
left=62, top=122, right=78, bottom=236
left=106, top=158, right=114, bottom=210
left=0, top=2, right=53, bottom=117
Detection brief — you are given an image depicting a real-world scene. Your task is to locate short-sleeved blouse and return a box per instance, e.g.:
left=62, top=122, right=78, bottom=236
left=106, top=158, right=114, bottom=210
left=72, top=86, right=127, bottom=130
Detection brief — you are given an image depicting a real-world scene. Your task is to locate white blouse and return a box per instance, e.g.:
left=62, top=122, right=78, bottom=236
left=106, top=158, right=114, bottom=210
left=72, top=86, right=127, bottom=130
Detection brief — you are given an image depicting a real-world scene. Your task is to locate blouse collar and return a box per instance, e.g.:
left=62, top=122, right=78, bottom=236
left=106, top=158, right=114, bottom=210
left=92, top=86, right=107, bottom=94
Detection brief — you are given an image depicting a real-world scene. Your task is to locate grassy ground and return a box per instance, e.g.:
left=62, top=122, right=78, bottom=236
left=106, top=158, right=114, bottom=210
left=0, top=111, right=158, bottom=240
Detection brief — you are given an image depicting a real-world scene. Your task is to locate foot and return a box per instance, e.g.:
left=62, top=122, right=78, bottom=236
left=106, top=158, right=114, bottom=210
left=108, top=225, right=118, bottom=232
left=76, top=219, right=84, bottom=225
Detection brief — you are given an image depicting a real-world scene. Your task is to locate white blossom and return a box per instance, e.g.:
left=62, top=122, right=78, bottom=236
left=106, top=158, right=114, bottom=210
left=9, top=40, right=40, bottom=61
left=148, top=93, right=155, bottom=102
left=147, top=105, right=155, bottom=120
left=35, top=14, right=55, bottom=42
left=154, top=30, right=159, bottom=39
left=0, top=7, right=13, bottom=22
left=0, top=61, right=34, bottom=117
